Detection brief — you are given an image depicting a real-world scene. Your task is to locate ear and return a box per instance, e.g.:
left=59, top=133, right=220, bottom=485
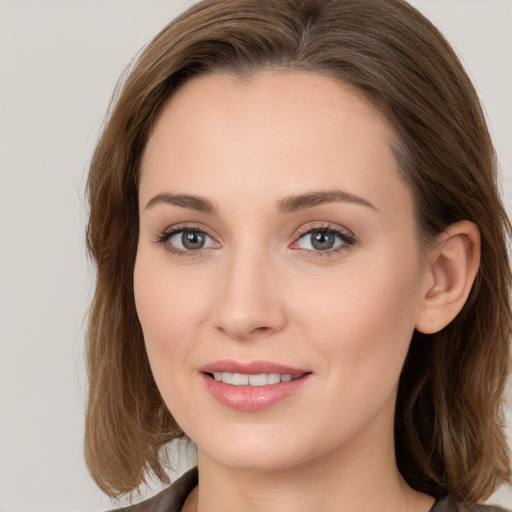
left=415, top=220, right=481, bottom=334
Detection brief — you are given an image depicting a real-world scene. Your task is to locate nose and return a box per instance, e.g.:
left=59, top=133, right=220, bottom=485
left=214, top=248, right=287, bottom=340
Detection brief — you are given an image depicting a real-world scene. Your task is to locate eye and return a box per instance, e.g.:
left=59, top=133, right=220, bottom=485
left=291, top=225, right=355, bottom=253
left=156, top=226, right=219, bottom=255
left=171, top=230, right=211, bottom=250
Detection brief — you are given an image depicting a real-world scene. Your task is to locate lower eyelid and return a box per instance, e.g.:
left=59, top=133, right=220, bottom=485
left=301, top=246, right=348, bottom=259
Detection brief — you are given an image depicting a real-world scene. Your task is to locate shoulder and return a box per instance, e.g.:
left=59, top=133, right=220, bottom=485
left=432, top=497, right=510, bottom=512
left=107, top=467, right=198, bottom=512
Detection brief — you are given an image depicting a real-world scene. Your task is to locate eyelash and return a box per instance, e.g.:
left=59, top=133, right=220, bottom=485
left=155, top=223, right=356, bottom=258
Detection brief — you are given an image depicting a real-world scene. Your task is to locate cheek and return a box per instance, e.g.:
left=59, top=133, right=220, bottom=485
left=133, top=251, right=216, bottom=429
left=134, top=248, right=209, bottom=340
left=295, top=249, right=422, bottom=388
left=133, top=250, right=210, bottom=387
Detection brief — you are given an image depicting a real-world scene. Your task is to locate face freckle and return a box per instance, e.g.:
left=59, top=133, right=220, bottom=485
left=134, top=70, right=429, bottom=474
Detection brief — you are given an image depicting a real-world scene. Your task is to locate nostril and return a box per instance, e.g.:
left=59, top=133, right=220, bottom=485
left=253, top=326, right=270, bottom=333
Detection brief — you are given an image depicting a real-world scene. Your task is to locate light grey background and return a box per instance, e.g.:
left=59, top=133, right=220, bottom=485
left=0, top=1, right=511, bottom=511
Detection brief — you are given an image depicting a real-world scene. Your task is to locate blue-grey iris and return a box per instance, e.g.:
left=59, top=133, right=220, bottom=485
left=311, top=230, right=335, bottom=250
left=182, top=231, right=205, bottom=250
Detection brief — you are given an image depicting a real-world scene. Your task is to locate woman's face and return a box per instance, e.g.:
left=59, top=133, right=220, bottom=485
left=135, top=71, right=431, bottom=472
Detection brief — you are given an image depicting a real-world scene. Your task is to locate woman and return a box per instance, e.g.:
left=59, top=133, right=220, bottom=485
left=84, top=0, right=511, bottom=510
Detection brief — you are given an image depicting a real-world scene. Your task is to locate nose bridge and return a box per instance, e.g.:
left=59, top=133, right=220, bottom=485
left=214, top=239, right=285, bottom=339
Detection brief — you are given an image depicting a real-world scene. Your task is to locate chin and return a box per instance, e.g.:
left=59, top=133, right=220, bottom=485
left=194, top=427, right=311, bottom=472
left=205, top=448, right=309, bottom=474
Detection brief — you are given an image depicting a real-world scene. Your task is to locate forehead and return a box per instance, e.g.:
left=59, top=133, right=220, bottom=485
left=145, top=69, right=393, bottom=155
left=139, top=70, right=409, bottom=218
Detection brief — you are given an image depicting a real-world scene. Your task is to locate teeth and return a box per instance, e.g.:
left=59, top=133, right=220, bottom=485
left=267, top=373, right=281, bottom=384
left=211, top=372, right=299, bottom=386
left=232, top=373, right=249, bottom=385
left=221, top=372, right=232, bottom=384
left=248, top=374, right=267, bottom=386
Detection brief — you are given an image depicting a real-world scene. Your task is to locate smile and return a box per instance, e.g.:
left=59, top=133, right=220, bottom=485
left=199, top=361, right=312, bottom=411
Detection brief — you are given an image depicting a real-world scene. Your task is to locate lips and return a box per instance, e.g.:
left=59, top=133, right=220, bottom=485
left=199, top=360, right=312, bottom=411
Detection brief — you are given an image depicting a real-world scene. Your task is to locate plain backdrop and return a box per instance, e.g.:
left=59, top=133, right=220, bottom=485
left=0, top=1, right=511, bottom=511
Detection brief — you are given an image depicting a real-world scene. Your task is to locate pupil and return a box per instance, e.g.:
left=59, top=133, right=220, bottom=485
left=311, top=230, right=335, bottom=250
left=182, top=231, right=205, bottom=250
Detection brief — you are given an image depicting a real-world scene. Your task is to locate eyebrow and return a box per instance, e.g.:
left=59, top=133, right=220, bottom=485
left=144, top=189, right=377, bottom=214
left=278, top=190, right=377, bottom=213
left=145, top=192, right=217, bottom=214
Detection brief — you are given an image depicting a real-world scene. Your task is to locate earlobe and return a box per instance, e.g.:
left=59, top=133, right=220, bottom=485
left=415, top=220, right=481, bottom=334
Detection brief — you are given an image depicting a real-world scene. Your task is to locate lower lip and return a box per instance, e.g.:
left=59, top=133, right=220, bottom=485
left=202, top=373, right=311, bottom=411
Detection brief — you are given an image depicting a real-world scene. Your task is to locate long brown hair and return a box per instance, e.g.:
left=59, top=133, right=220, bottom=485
left=85, top=0, right=511, bottom=502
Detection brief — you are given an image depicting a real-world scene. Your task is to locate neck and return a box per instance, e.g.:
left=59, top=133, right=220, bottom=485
left=185, top=411, right=434, bottom=512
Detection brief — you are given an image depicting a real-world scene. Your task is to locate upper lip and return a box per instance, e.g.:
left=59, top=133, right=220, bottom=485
left=199, top=359, right=310, bottom=376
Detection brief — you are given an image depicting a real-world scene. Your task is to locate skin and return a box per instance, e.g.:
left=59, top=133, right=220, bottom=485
left=134, top=71, right=480, bottom=512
